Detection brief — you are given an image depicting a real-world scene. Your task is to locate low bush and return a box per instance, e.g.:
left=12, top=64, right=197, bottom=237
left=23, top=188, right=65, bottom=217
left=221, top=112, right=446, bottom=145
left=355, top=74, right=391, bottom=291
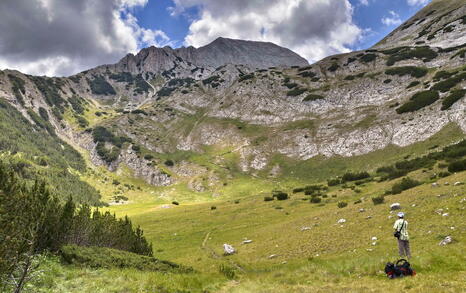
left=342, top=171, right=370, bottom=182
left=60, top=245, right=185, bottom=272
left=337, top=201, right=348, bottom=208
left=264, top=196, right=274, bottom=202
left=89, top=75, right=116, bottom=95
left=441, top=89, right=466, bottom=110
left=172, top=201, right=179, bottom=205
left=303, top=94, right=324, bottom=102
left=164, top=160, right=174, bottom=167
left=391, top=177, right=421, bottom=194
left=396, top=90, right=439, bottom=114
left=144, top=154, right=154, bottom=160
left=210, top=206, right=217, bottom=210
left=372, top=196, right=384, bottom=205
left=327, top=178, right=341, bottom=186
left=407, top=81, right=420, bottom=88
left=360, top=53, right=377, bottom=63
left=292, top=187, right=304, bottom=193
left=432, top=72, right=466, bottom=92
left=385, top=66, right=428, bottom=78
left=238, top=73, right=254, bottom=82
left=287, top=88, right=307, bottom=96
left=328, top=63, right=340, bottom=72
left=219, top=264, right=236, bottom=279
left=354, top=199, right=362, bottom=204
left=310, top=197, right=321, bottom=203
left=438, top=171, right=451, bottom=178
left=448, top=159, right=466, bottom=172
left=273, top=191, right=289, bottom=201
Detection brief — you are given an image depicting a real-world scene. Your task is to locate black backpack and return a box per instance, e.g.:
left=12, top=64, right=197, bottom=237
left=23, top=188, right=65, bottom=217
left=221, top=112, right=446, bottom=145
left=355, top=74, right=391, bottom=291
left=385, top=259, right=416, bottom=278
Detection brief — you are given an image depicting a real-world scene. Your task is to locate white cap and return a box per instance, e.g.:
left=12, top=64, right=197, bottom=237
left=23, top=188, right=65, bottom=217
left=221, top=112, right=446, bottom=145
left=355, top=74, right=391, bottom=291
left=397, top=212, right=405, bottom=218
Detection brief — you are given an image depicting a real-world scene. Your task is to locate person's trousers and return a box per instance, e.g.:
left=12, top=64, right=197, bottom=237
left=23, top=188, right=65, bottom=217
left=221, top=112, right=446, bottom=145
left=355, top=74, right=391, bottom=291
left=398, top=239, right=411, bottom=258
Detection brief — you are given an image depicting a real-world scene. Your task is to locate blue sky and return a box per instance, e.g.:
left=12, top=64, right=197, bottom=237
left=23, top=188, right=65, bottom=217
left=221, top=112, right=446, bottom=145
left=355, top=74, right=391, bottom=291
left=132, top=0, right=431, bottom=51
left=0, top=0, right=432, bottom=76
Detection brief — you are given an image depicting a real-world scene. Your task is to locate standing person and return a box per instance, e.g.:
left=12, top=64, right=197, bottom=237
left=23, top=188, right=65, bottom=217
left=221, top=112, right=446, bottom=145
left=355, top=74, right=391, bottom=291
left=393, top=212, right=411, bottom=259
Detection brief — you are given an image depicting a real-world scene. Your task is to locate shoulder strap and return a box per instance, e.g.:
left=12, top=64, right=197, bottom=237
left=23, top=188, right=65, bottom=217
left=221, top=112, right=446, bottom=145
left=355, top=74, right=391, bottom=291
left=398, top=220, right=405, bottom=233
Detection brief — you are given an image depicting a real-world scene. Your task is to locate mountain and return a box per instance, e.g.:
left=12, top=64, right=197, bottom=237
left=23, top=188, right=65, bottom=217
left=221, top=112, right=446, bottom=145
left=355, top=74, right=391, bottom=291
left=0, top=0, right=465, bottom=193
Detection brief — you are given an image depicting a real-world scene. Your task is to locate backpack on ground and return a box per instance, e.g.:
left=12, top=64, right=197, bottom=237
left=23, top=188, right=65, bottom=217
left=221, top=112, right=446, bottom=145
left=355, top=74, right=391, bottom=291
left=384, top=259, right=416, bottom=279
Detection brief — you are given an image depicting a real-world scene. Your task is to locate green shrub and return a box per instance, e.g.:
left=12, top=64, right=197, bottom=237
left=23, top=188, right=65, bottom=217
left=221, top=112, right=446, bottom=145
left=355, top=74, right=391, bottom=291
left=372, top=196, right=384, bottom=205
left=75, top=115, right=89, bottom=128
left=273, top=191, right=289, bottom=201
left=68, top=96, right=85, bottom=114
left=433, top=70, right=456, bottom=81
left=211, top=206, right=217, bottom=210
left=310, top=197, right=321, bottom=203
left=7, top=74, right=26, bottom=106
left=337, top=201, right=348, bottom=208
left=60, top=245, right=184, bottom=272
left=391, top=177, right=421, bottom=194
left=144, top=154, right=154, bottom=160
left=342, top=171, right=370, bottom=182
left=448, top=159, right=466, bottom=172
left=203, top=75, right=220, bottom=85
left=292, top=187, right=304, bottom=193
left=354, top=199, right=362, bottom=204
left=238, top=73, right=254, bottom=82
left=298, top=71, right=316, bottom=78
left=441, top=89, right=466, bottom=110
left=30, top=76, right=67, bottom=108
left=287, top=88, right=307, bottom=96
left=328, top=63, right=340, bottom=72
left=133, top=74, right=151, bottom=94
left=360, top=53, right=377, bottom=63
left=432, top=72, right=466, bottom=92
left=383, top=46, right=438, bottom=66
left=89, top=75, right=116, bottom=95
left=384, top=79, right=392, bottom=84
left=284, top=82, right=298, bottom=89
left=164, top=159, right=174, bottom=167
left=407, top=81, right=420, bottom=88
left=385, top=66, right=428, bottom=78
left=109, top=72, right=134, bottom=83
left=303, top=94, right=324, bottom=102
left=327, top=178, right=341, bottom=186
left=396, top=90, right=439, bottom=114
left=264, top=196, right=274, bottom=202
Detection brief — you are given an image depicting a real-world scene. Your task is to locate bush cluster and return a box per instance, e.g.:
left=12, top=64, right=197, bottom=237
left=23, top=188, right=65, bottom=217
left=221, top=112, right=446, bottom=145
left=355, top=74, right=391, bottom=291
left=342, top=171, right=370, bottom=182
left=391, top=177, right=421, bottom=194
left=303, top=94, right=324, bottom=102
left=396, top=90, right=439, bottom=114
left=441, top=89, right=466, bottom=110
left=89, top=75, right=116, bottom=95
left=385, top=66, right=428, bottom=78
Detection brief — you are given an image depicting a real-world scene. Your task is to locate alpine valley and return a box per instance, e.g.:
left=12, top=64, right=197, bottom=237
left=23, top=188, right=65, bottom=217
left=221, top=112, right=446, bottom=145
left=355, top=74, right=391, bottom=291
left=0, top=0, right=465, bottom=292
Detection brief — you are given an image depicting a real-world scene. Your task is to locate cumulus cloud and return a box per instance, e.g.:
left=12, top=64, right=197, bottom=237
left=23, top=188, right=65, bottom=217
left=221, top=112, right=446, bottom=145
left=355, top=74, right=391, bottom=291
left=171, top=0, right=363, bottom=64
left=0, top=0, right=171, bottom=76
left=382, top=10, right=402, bottom=26
left=407, top=0, right=430, bottom=6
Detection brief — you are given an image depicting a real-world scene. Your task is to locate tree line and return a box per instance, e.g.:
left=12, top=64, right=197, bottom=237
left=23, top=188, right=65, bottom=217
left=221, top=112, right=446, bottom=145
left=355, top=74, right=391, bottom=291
left=0, top=161, right=152, bottom=292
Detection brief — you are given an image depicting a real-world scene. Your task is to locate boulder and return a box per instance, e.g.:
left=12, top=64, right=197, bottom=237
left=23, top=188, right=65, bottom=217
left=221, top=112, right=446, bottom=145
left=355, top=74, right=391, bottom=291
left=439, top=236, right=452, bottom=246
left=337, top=218, right=346, bottom=224
left=371, top=236, right=378, bottom=241
left=242, top=239, right=253, bottom=244
left=454, top=181, right=462, bottom=186
left=301, top=226, right=311, bottom=231
left=431, top=182, right=439, bottom=187
left=359, top=208, right=365, bottom=213
left=390, top=203, right=401, bottom=210
left=442, top=213, right=449, bottom=217
left=223, top=243, right=236, bottom=255
left=268, top=254, right=278, bottom=259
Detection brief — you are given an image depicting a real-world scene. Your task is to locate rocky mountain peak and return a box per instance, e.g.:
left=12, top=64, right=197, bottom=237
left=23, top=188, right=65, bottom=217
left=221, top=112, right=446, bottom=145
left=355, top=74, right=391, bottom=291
left=108, top=37, right=308, bottom=76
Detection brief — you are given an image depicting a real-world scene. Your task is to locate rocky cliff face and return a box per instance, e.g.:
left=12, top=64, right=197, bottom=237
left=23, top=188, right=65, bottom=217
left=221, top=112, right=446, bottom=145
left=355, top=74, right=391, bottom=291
left=0, top=0, right=465, bottom=189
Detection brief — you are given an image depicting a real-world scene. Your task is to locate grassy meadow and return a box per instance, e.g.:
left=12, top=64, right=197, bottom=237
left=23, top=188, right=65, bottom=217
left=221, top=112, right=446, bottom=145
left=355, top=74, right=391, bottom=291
left=29, top=124, right=466, bottom=292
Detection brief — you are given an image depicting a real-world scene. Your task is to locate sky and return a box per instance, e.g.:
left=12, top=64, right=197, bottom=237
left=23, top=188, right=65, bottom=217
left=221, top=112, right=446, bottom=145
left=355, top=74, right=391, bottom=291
left=0, top=0, right=431, bottom=77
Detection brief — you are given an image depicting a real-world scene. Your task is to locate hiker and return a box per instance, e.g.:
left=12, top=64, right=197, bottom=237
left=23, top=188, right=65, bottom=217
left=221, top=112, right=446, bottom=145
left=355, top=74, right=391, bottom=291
left=393, top=212, right=411, bottom=258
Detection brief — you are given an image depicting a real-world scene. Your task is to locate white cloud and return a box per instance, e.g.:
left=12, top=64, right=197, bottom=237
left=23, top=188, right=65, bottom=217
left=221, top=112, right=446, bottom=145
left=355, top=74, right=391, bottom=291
left=359, top=0, right=369, bottom=6
left=172, top=0, right=363, bottom=64
left=0, top=0, right=171, bottom=76
left=382, top=10, right=402, bottom=26
left=407, top=0, right=430, bottom=6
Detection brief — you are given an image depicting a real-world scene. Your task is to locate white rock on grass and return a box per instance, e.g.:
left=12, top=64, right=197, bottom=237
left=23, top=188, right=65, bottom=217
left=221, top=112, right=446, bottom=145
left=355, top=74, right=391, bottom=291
left=442, top=213, right=449, bottom=217
left=439, top=236, right=453, bottom=246
left=371, top=236, right=378, bottom=241
left=454, top=182, right=462, bottom=186
left=301, top=227, right=311, bottom=231
left=242, top=239, right=253, bottom=244
left=359, top=208, right=365, bottom=213
left=223, top=244, right=236, bottom=255
left=372, top=242, right=377, bottom=246
left=337, top=218, right=346, bottom=224
left=268, top=254, right=277, bottom=259
left=390, top=203, right=401, bottom=210
left=432, top=183, right=439, bottom=187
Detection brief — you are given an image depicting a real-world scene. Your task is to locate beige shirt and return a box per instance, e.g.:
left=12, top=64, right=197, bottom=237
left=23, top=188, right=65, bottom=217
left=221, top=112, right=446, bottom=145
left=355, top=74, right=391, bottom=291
left=393, top=219, right=409, bottom=241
